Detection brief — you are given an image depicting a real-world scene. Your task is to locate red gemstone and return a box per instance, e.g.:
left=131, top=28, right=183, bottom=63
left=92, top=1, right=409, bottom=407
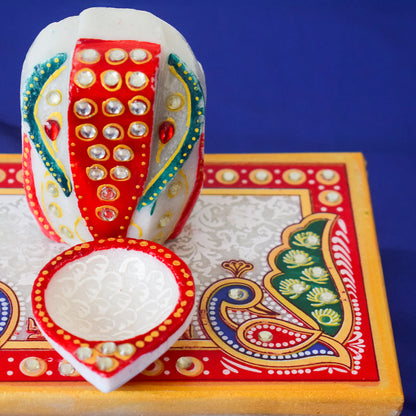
left=159, top=121, right=175, bottom=144
left=98, top=207, right=117, bottom=222
left=44, top=119, right=61, bottom=141
left=100, top=186, right=118, bottom=201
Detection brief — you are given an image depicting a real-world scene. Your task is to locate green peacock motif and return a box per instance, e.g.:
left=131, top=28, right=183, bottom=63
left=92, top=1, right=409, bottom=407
left=271, top=219, right=343, bottom=337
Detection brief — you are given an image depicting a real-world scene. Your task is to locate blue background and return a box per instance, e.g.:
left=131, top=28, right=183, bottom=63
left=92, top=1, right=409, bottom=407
left=1, top=1, right=415, bottom=414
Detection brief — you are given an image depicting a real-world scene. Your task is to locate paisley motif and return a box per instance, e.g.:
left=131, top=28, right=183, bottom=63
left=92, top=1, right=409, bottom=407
left=200, top=213, right=354, bottom=370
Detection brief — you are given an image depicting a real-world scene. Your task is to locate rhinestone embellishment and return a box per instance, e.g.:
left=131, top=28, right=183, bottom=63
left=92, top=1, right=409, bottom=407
left=46, top=182, right=59, bottom=197
left=75, top=100, right=93, bottom=117
left=114, top=147, right=132, bottom=162
left=96, top=356, right=114, bottom=371
left=88, top=166, right=106, bottom=181
left=88, top=145, right=107, bottom=160
left=101, top=342, right=117, bottom=355
left=228, top=288, right=248, bottom=300
left=105, top=99, right=124, bottom=115
left=159, top=121, right=175, bottom=144
left=99, top=185, right=118, bottom=201
left=130, top=49, right=148, bottom=62
left=58, top=361, right=75, bottom=376
left=76, top=69, right=95, bottom=87
left=102, top=70, right=121, bottom=88
left=103, top=125, right=121, bottom=140
left=22, top=358, right=41, bottom=372
left=80, top=124, right=97, bottom=139
left=289, top=171, right=302, bottom=182
left=129, top=122, right=147, bottom=137
left=79, top=49, right=100, bottom=63
left=108, top=49, right=127, bottom=62
left=322, top=169, right=335, bottom=180
left=46, top=90, right=62, bottom=106
left=111, top=166, right=130, bottom=180
left=129, top=99, right=147, bottom=115
left=76, top=347, right=93, bottom=361
left=166, top=94, right=184, bottom=111
left=117, top=343, right=135, bottom=357
left=258, top=331, right=273, bottom=342
left=128, top=71, right=147, bottom=88
left=98, top=207, right=117, bottom=222
left=326, top=191, right=340, bottom=203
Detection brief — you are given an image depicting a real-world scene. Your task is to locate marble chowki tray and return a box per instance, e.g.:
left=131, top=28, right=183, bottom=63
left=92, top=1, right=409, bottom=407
left=0, top=152, right=403, bottom=415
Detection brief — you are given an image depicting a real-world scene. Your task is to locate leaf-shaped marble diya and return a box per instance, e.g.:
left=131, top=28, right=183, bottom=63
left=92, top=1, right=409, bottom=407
left=21, top=7, right=205, bottom=392
left=32, top=239, right=195, bottom=393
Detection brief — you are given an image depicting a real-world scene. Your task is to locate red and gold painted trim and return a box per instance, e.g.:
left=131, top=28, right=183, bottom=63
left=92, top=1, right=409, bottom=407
left=68, top=39, right=161, bottom=239
left=31, top=238, right=195, bottom=379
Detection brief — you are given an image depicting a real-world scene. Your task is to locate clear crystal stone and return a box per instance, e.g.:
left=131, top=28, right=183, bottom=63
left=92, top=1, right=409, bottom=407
left=159, top=213, right=171, bottom=228
left=176, top=357, right=193, bottom=370
left=228, top=288, right=248, bottom=300
left=96, top=356, right=114, bottom=371
left=102, top=70, right=120, bottom=87
left=80, top=124, right=97, bottom=139
left=130, top=49, right=148, bottom=62
left=114, top=147, right=132, bottom=161
left=108, top=49, right=126, bottom=62
left=48, top=203, right=61, bottom=217
left=46, top=90, right=62, bottom=106
left=168, top=181, right=182, bottom=197
left=112, top=166, right=130, bottom=180
left=128, top=71, right=147, bottom=88
left=76, top=69, right=94, bottom=86
left=166, top=94, right=183, bottom=110
left=79, top=49, right=99, bottom=62
left=255, top=170, right=269, bottom=181
left=326, top=191, right=340, bottom=203
left=59, top=226, right=74, bottom=239
left=88, top=166, right=105, bottom=180
left=129, top=122, right=147, bottom=137
left=101, top=342, right=117, bottom=355
left=117, top=343, right=135, bottom=357
left=105, top=99, right=123, bottom=115
left=75, top=100, right=92, bottom=117
left=322, top=169, right=335, bottom=180
left=289, top=171, right=302, bottom=181
left=103, top=125, right=120, bottom=140
left=23, top=358, right=41, bottom=372
left=58, top=361, right=75, bottom=376
left=222, top=171, right=236, bottom=182
left=129, top=99, right=147, bottom=115
left=89, top=145, right=107, bottom=160
left=46, top=182, right=59, bottom=197
left=258, top=331, right=273, bottom=343
left=76, top=347, right=92, bottom=361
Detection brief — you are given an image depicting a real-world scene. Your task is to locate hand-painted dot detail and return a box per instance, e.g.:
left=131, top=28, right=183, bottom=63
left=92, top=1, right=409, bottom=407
left=137, top=53, right=205, bottom=210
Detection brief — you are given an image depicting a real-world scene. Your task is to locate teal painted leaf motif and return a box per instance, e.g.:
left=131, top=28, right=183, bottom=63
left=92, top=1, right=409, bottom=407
left=22, top=53, right=72, bottom=196
left=137, top=53, right=205, bottom=211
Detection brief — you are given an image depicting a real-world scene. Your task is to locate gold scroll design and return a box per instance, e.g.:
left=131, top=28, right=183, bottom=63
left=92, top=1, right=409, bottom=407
left=262, top=212, right=354, bottom=369
left=0, top=282, right=20, bottom=349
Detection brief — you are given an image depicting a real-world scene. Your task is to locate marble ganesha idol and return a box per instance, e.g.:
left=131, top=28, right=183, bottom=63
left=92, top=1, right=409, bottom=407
left=21, top=7, right=206, bottom=245
left=21, top=8, right=204, bottom=393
